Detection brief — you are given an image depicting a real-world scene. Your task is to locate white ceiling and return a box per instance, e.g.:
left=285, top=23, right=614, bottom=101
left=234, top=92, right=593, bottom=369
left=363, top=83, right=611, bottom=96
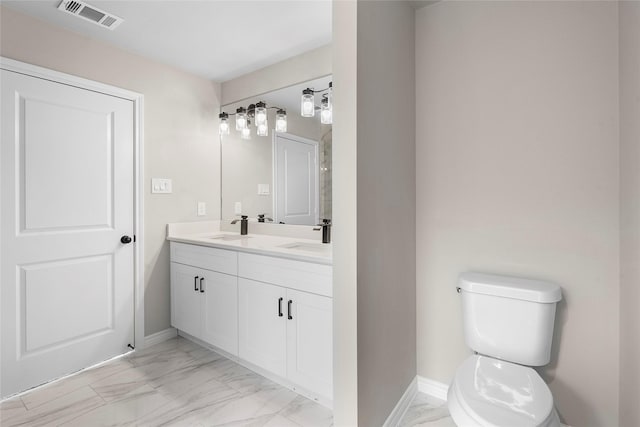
left=1, top=0, right=332, bottom=82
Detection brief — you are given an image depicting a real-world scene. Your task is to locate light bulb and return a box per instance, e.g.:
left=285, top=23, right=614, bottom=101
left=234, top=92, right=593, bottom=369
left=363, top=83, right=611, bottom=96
left=257, top=122, right=268, bottom=136
left=301, top=88, right=315, bottom=117
left=241, top=125, right=251, bottom=140
left=255, top=101, right=267, bottom=126
left=219, top=112, right=230, bottom=135
left=275, top=109, right=287, bottom=132
left=236, top=107, right=247, bottom=130
left=321, top=97, right=332, bottom=124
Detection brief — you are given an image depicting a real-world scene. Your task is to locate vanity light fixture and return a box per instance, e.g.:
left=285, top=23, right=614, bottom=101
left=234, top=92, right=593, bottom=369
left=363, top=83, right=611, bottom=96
left=300, top=82, right=333, bottom=122
left=320, top=96, right=332, bottom=125
left=219, top=82, right=333, bottom=138
left=255, top=102, right=267, bottom=126
left=220, top=101, right=286, bottom=139
left=276, top=109, right=287, bottom=133
left=255, top=101, right=268, bottom=136
left=241, top=123, right=252, bottom=140
left=301, top=88, right=315, bottom=117
left=218, top=112, right=230, bottom=135
left=235, top=107, right=247, bottom=130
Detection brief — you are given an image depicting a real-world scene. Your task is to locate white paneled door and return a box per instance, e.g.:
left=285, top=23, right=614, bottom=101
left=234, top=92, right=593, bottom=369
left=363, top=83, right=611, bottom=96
left=0, top=69, right=135, bottom=398
left=273, top=133, right=319, bottom=225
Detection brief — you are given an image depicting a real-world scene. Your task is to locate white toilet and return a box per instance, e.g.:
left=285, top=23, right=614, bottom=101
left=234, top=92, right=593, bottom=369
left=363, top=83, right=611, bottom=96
left=448, top=272, right=563, bottom=427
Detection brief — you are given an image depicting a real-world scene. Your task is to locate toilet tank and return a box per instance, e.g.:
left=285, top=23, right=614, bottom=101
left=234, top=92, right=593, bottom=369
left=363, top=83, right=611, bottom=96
left=458, top=272, right=562, bottom=366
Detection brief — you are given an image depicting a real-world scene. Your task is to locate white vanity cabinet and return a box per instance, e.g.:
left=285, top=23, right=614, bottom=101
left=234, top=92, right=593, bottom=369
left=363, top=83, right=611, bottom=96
left=170, top=242, right=238, bottom=356
left=238, top=252, right=333, bottom=401
left=169, top=240, right=333, bottom=404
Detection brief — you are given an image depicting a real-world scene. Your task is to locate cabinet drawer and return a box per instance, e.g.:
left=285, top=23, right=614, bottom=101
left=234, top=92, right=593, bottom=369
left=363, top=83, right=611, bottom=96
left=170, top=242, right=237, bottom=275
left=238, top=252, right=332, bottom=297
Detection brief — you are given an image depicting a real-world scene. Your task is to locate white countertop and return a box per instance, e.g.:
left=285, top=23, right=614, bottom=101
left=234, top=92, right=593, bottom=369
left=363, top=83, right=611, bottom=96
left=167, top=221, right=332, bottom=265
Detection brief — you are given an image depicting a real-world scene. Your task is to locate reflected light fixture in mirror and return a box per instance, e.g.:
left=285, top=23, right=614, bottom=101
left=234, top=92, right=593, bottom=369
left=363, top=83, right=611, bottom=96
left=276, top=109, right=287, bottom=132
left=219, top=112, right=230, bottom=135
left=301, top=82, right=332, bottom=124
left=219, top=82, right=333, bottom=138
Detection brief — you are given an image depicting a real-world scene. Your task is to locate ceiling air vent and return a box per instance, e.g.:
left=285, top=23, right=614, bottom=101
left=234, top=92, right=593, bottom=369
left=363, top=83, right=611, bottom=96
left=57, top=0, right=124, bottom=30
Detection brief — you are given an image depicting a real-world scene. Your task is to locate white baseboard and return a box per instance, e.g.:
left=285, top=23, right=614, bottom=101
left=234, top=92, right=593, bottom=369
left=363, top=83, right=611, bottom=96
left=144, top=327, right=177, bottom=348
left=383, top=377, right=418, bottom=427
left=417, top=376, right=449, bottom=402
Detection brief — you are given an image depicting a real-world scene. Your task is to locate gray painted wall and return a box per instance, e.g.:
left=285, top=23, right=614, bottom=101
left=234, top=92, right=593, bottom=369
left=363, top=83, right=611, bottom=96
left=619, top=1, right=640, bottom=425
left=331, top=1, right=359, bottom=424
left=415, top=2, right=620, bottom=426
left=356, top=2, right=417, bottom=426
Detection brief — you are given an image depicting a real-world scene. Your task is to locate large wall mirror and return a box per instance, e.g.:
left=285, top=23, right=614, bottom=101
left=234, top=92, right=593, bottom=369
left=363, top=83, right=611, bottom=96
left=220, top=75, right=332, bottom=226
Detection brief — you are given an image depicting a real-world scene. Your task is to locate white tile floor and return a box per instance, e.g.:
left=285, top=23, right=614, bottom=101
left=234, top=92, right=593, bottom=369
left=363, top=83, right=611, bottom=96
left=399, top=393, right=455, bottom=427
left=0, top=336, right=454, bottom=426
left=0, top=337, right=333, bottom=427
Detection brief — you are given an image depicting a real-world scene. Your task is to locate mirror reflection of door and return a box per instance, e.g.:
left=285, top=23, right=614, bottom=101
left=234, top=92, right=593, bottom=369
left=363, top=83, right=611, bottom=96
left=273, top=133, right=319, bottom=225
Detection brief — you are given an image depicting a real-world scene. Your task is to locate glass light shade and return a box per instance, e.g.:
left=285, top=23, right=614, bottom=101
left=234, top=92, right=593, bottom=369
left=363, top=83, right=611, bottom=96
left=241, top=126, right=251, bottom=140
left=219, top=112, right=230, bottom=135
left=275, top=109, right=287, bottom=133
left=236, top=107, right=247, bottom=130
left=255, top=102, right=267, bottom=126
left=257, top=121, right=268, bottom=136
left=321, top=98, right=332, bottom=124
left=301, top=88, right=315, bottom=117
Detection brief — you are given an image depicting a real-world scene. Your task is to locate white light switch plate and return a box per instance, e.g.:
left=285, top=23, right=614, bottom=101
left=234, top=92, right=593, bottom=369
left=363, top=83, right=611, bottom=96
left=258, top=184, right=270, bottom=195
left=152, top=178, right=172, bottom=194
left=234, top=202, right=242, bottom=215
left=197, top=202, right=206, bottom=216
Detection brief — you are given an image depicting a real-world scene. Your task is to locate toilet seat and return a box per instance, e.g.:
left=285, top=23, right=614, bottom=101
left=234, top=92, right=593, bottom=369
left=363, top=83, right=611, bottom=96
left=448, top=355, right=558, bottom=427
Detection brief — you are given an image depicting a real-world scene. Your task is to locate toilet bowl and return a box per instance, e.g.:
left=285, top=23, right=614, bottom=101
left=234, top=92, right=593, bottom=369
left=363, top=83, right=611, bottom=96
left=449, top=272, right=563, bottom=427
left=447, top=355, right=560, bottom=427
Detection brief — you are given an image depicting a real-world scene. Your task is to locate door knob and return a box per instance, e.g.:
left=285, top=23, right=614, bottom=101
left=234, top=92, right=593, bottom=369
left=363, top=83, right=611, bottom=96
left=120, top=235, right=132, bottom=244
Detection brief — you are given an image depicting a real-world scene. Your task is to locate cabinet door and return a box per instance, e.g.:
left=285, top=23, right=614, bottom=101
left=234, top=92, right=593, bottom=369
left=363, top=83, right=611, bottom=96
left=201, top=270, right=238, bottom=356
left=238, top=278, right=286, bottom=377
left=286, top=289, right=333, bottom=399
left=170, top=262, right=202, bottom=338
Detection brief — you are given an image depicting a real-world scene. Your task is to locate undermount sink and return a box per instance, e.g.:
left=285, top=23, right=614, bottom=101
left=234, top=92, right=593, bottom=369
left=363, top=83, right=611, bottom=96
left=278, top=242, right=328, bottom=253
left=209, top=234, right=251, bottom=241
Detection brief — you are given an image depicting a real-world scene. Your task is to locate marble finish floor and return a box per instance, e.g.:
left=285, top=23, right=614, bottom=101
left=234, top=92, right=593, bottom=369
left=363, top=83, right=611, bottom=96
left=399, top=393, right=455, bottom=427
left=0, top=337, right=333, bottom=427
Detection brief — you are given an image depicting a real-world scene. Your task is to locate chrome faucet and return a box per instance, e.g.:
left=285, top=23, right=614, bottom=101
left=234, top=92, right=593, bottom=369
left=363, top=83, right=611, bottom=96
left=231, top=215, right=248, bottom=235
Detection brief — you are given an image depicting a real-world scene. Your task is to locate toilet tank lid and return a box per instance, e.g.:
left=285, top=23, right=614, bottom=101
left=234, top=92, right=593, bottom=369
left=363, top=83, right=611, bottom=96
left=458, top=272, right=562, bottom=303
